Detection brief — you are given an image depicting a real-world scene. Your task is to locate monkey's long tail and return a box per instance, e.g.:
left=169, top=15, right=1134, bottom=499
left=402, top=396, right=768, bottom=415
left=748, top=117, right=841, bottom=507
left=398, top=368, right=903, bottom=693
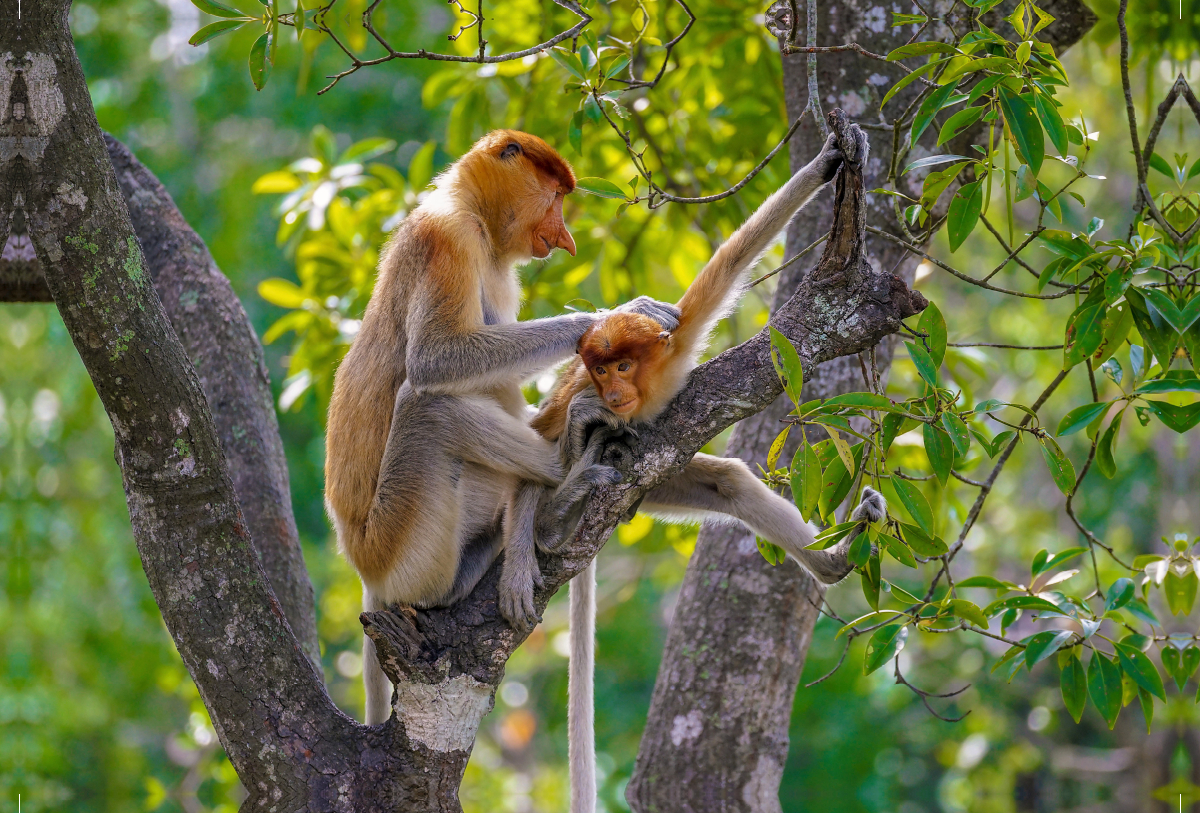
left=569, top=560, right=597, bottom=813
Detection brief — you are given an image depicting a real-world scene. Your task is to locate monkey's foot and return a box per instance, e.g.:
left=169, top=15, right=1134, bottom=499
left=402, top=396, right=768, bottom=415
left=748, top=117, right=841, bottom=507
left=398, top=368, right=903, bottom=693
left=496, top=551, right=544, bottom=633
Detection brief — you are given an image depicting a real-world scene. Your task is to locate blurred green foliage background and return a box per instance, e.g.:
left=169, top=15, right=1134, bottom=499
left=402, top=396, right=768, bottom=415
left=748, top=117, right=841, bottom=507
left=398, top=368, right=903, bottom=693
left=2, top=0, right=1198, bottom=810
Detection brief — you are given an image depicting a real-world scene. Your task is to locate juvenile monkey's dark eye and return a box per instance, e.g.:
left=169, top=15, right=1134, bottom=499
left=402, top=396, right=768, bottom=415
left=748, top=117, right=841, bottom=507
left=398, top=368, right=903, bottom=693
left=500, top=142, right=522, bottom=159
left=618, top=362, right=630, bottom=372
left=595, top=366, right=606, bottom=376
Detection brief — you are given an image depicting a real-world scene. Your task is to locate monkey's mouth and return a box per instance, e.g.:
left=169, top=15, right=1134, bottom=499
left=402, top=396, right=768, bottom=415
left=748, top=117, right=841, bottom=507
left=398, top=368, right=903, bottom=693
left=533, top=236, right=553, bottom=258
left=609, top=399, right=637, bottom=414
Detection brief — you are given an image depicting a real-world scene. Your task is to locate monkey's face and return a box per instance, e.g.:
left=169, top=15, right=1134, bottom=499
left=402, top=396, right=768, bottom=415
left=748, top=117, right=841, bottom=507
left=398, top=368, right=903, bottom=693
left=529, top=187, right=575, bottom=259
left=589, top=360, right=642, bottom=417
left=474, top=131, right=577, bottom=260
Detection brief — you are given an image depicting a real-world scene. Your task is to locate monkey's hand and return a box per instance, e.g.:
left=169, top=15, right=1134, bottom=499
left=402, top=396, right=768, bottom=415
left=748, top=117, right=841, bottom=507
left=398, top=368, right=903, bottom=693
left=815, top=132, right=844, bottom=184
left=850, top=486, right=887, bottom=524
left=537, top=426, right=624, bottom=552
left=613, top=295, right=682, bottom=332
left=561, top=388, right=628, bottom=467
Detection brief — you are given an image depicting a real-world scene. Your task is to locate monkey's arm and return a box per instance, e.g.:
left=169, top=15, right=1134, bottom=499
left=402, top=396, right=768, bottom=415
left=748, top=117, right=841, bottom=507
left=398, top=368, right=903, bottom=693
left=671, top=134, right=845, bottom=354
left=406, top=303, right=679, bottom=395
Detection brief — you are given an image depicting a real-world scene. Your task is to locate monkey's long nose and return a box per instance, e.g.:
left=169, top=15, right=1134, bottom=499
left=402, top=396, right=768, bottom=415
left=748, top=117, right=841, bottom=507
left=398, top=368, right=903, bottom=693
left=556, top=224, right=576, bottom=256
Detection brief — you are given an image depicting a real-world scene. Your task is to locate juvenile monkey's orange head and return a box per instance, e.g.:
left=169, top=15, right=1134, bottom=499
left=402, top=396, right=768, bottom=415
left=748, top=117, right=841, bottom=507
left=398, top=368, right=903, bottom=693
left=578, top=312, right=672, bottom=419
left=459, top=130, right=577, bottom=261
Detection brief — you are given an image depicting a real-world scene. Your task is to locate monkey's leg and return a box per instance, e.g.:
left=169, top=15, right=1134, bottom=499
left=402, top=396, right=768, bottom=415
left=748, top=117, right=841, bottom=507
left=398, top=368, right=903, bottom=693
left=360, top=388, right=561, bottom=610
left=535, top=427, right=624, bottom=553
left=639, top=454, right=860, bottom=585
left=498, top=482, right=546, bottom=632
left=362, top=585, right=393, bottom=725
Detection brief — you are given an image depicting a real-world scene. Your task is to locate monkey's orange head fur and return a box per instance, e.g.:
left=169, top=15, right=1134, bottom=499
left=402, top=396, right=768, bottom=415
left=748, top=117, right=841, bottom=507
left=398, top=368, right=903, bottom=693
left=578, top=313, right=672, bottom=419
left=455, top=130, right=578, bottom=261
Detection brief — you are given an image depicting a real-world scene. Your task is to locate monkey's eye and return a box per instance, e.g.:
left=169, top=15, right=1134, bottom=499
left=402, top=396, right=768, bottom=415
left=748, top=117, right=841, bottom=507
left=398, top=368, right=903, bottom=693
left=595, top=366, right=606, bottom=376
left=500, top=142, right=522, bottom=159
left=618, top=362, right=630, bottom=373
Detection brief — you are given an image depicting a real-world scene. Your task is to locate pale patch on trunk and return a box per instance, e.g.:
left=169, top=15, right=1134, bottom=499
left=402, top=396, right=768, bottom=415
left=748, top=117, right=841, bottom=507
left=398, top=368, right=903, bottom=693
left=394, top=674, right=494, bottom=752
left=669, top=709, right=703, bottom=746
left=0, top=51, right=66, bottom=163
left=741, top=754, right=784, bottom=813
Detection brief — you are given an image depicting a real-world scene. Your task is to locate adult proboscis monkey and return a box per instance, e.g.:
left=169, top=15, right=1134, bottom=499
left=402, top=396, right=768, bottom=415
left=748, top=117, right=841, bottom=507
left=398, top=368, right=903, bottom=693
left=324, top=130, right=680, bottom=725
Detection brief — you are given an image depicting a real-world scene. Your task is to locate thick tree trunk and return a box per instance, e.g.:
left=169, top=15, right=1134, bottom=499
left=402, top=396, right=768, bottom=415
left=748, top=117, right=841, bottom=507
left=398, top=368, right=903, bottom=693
left=4, top=5, right=921, bottom=810
left=628, top=4, right=1095, bottom=811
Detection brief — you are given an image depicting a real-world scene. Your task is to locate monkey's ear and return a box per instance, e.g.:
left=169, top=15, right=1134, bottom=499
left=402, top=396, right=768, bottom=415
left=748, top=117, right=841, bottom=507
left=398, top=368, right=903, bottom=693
left=500, top=142, right=522, bottom=159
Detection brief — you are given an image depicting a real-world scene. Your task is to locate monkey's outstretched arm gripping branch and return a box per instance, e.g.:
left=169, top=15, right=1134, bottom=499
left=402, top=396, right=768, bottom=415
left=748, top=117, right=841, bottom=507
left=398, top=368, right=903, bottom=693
left=363, top=109, right=926, bottom=704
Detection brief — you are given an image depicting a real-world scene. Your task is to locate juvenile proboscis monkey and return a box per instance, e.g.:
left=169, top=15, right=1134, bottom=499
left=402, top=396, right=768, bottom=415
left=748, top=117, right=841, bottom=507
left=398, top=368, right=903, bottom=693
left=499, top=129, right=887, bottom=813
left=325, top=130, right=680, bottom=726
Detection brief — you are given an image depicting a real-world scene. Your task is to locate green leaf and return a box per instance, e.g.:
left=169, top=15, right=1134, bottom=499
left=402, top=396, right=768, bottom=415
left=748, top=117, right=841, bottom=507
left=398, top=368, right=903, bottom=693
left=946, top=180, right=984, bottom=251
left=923, top=423, right=954, bottom=485
left=1104, top=578, right=1135, bottom=613
left=1125, top=289, right=1178, bottom=374
left=756, top=536, right=787, bottom=566
left=1137, top=686, right=1154, bottom=733
left=1125, top=597, right=1160, bottom=629
left=1061, top=652, right=1087, bottom=722
left=983, top=595, right=1063, bottom=617
left=1164, top=569, right=1199, bottom=616
left=1063, top=303, right=1106, bottom=369
left=905, top=341, right=939, bottom=387
left=937, top=106, right=985, bottom=145
left=790, top=441, right=823, bottom=522
left=339, top=137, right=397, bottom=163
left=769, top=327, right=805, bottom=403
left=550, top=48, right=588, bottom=81
left=568, top=110, right=584, bottom=154
left=892, top=479, right=935, bottom=537
left=1088, top=652, right=1123, bottom=729
left=1181, top=646, right=1200, bottom=690
left=1141, top=287, right=1192, bottom=333
left=998, top=87, right=1044, bottom=175
left=881, top=58, right=950, bottom=109
left=407, top=142, right=437, bottom=192
left=1024, top=629, right=1073, bottom=669
left=1038, top=435, right=1076, bottom=495
left=1135, top=373, right=1200, bottom=395
left=1095, top=407, right=1125, bottom=479
left=248, top=31, right=272, bottom=91
left=847, top=532, right=871, bottom=567
left=899, top=523, right=948, bottom=557
left=911, top=82, right=962, bottom=145
left=189, top=18, right=247, bottom=45
left=258, top=278, right=307, bottom=308
left=956, top=575, right=1014, bottom=589
left=1056, top=401, right=1112, bottom=437
left=941, top=412, right=971, bottom=456
left=917, top=301, right=948, bottom=367
left=1143, top=400, right=1200, bottom=433
left=880, top=534, right=918, bottom=568
left=251, top=170, right=301, bottom=194
left=575, top=177, right=629, bottom=200
left=1034, top=92, right=1068, bottom=155
left=822, top=392, right=898, bottom=411
left=191, top=0, right=246, bottom=16
left=864, top=625, right=909, bottom=675
left=887, top=41, right=959, bottom=60
left=1114, top=641, right=1166, bottom=700
left=948, top=598, right=988, bottom=628
left=767, top=426, right=791, bottom=472
left=904, top=154, right=972, bottom=174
